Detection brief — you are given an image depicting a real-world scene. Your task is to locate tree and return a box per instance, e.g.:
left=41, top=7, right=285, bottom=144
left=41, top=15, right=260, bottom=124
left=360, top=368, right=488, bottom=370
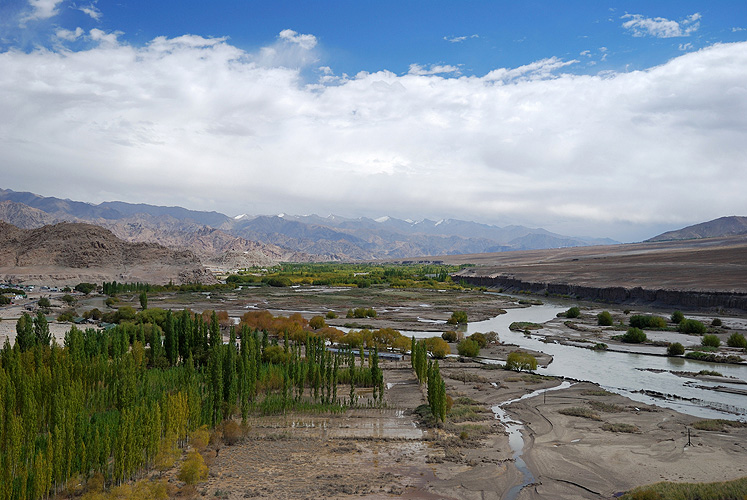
left=441, top=331, right=457, bottom=342
left=139, top=291, right=148, bottom=310
left=424, top=337, right=450, bottom=359
left=15, top=312, right=35, bottom=351
left=506, top=351, right=537, bottom=372
left=622, top=327, right=647, bottom=343
left=34, top=310, right=51, bottom=346
left=468, top=332, right=487, bottom=348
left=597, top=311, right=613, bottom=326
left=37, top=296, right=52, bottom=309
left=457, top=339, right=480, bottom=357
left=667, top=342, right=685, bottom=356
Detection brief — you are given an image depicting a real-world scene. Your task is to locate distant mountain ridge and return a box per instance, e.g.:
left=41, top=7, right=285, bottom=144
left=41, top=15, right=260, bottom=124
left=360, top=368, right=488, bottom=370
left=647, top=216, right=747, bottom=242
left=0, top=187, right=619, bottom=263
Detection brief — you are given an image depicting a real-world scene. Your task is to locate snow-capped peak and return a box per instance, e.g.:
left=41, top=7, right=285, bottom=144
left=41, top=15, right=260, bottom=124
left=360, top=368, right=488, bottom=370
left=277, top=213, right=286, bottom=218
left=375, top=216, right=390, bottom=223
left=234, top=214, right=249, bottom=220
left=435, top=219, right=444, bottom=226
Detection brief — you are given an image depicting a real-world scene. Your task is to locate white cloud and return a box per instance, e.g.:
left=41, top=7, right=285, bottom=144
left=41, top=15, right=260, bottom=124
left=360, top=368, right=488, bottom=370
left=1, top=35, right=746, bottom=241
left=407, top=63, right=461, bottom=76
left=77, top=3, right=102, bottom=20
left=679, top=42, right=693, bottom=51
left=443, top=34, right=479, bottom=43
left=22, top=0, right=64, bottom=22
left=621, top=12, right=701, bottom=38
left=55, top=27, right=84, bottom=41
left=278, top=29, right=317, bottom=49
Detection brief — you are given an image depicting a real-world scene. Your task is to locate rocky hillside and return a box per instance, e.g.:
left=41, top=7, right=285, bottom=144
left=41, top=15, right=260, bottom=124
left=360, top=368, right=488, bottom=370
left=647, top=216, right=747, bottom=242
left=0, top=221, right=216, bottom=285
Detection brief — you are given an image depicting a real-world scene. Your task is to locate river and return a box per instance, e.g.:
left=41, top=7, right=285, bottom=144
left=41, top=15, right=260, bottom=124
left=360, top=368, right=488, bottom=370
left=404, top=301, right=747, bottom=420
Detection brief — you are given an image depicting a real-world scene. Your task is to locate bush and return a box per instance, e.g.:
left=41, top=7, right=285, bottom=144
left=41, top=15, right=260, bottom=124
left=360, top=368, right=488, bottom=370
left=325, top=311, right=338, bottom=319
left=670, top=310, right=684, bottom=324
left=441, top=331, right=457, bottom=342
left=629, top=315, right=667, bottom=329
left=309, top=315, right=326, bottom=329
left=457, top=339, right=480, bottom=357
left=468, top=332, right=487, bottom=348
left=667, top=342, right=685, bottom=356
left=711, top=318, right=722, bottom=327
left=678, top=319, right=707, bottom=334
left=565, top=306, right=581, bottom=318
left=597, top=311, right=613, bottom=326
left=726, top=332, right=747, bottom=348
left=178, top=451, right=208, bottom=485
left=505, top=351, right=537, bottom=372
left=622, top=327, right=647, bottom=343
left=74, top=282, right=96, bottom=295
left=424, top=337, right=450, bottom=359
left=37, top=297, right=51, bottom=308
left=701, top=334, right=721, bottom=348
left=447, top=311, right=468, bottom=324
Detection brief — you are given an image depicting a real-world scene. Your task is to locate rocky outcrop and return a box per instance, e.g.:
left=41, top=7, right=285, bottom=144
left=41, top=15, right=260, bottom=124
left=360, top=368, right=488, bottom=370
left=0, top=221, right=216, bottom=285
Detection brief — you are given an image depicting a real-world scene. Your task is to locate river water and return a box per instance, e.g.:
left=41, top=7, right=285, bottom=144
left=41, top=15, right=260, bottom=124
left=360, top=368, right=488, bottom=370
left=404, top=302, right=747, bottom=420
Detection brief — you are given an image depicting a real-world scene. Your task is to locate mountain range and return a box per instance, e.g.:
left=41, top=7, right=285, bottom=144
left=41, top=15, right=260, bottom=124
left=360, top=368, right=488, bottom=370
left=1, top=187, right=617, bottom=265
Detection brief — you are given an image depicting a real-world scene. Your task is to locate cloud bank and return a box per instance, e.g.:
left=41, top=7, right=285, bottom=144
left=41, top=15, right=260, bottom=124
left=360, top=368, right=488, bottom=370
left=1, top=30, right=746, bottom=241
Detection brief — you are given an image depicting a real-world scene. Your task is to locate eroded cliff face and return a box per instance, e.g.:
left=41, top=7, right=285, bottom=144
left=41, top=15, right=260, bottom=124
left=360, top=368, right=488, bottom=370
left=455, top=274, right=747, bottom=311
left=0, top=221, right=217, bottom=285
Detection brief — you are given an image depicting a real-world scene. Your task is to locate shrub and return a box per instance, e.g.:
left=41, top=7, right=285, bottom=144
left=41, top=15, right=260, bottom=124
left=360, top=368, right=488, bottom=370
left=565, top=306, right=581, bottom=318
left=325, top=311, right=338, bottom=319
left=667, top=342, right=685, bottom=356
left=558, top=407, right=601, bottom=420
left=178, top=451, right=208, bottom=485
left=602, top=423, right=639, bottom=433
left=597, top=311, right=613, bottom=326
left=457, top=339, right=480, bottom=357
left=262, top=345, right=289, bottom=364
left=424, top=337, right=450, bottom=359
left=447, top=311, right=468, bottom=324
left=505, top=351, right=537, bottom=372
left=441, top=331, right=457, bottom=342
left=711, top=318, right=722, bottom=327
left=629, top=315, right=667, bottom=329
left=701, top=334, right=721, bottom=348
left=726, top=332, right=747, bottom=348
left=74, top=282, right=96, bottom=295
left=622, top=327, right=647, bottom=343
left=189, top=425, right=210, bottom=451
left=468, top=332, right=487, bottom=348
left=678, top=319, right=707, bottom=334
left=57, top=310, right=76, bottom=322
left=670, top=310, right=684, bottom=324
left=309, top=315, right=326, bottom=330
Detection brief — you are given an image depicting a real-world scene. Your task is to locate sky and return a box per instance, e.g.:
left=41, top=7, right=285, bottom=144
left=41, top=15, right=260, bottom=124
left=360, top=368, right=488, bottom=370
left=1, top=1, right=746, bottom=242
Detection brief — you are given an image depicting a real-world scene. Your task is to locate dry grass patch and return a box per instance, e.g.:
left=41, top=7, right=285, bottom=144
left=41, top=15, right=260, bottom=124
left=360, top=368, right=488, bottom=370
left=588, top=400, right=625, bottom=413
left=558, top=407, right=602, bottom=421
left=602, top=422, right=639, bottom=433
left=692, top=419, right=747, bottom=432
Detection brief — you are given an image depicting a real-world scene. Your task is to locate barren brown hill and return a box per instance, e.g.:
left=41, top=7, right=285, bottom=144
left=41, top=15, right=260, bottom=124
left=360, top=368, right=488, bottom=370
left=0, top=200, right=59, bottom=229
left=647, top=215, right=747, bottom=242
left=436, top=235, right=747, bottom=310
left=0, top=221, right=216, bottom=285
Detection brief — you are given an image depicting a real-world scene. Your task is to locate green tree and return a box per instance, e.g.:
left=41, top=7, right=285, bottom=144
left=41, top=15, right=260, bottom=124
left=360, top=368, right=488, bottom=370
left=139, top=291, right=148, bottom=310
left=309, top=316, right=326, bottom=330
left=15, top=312, right=35, bottom=351
left=74, top=282, right=96, bottom=295
left=178, top=451, right=208, bottom=485
left=34, top=310, right=51, bottom=346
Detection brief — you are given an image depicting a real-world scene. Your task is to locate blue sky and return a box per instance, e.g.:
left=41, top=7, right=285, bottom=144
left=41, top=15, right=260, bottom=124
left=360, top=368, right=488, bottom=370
left=1, top=0, right=747, bottom=241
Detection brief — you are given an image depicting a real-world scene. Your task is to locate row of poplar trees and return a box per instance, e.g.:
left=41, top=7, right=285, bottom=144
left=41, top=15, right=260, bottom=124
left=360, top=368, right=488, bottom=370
left=0, top=309, right=383, bottom=500
left=411, top=337, right=447, bottom=422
